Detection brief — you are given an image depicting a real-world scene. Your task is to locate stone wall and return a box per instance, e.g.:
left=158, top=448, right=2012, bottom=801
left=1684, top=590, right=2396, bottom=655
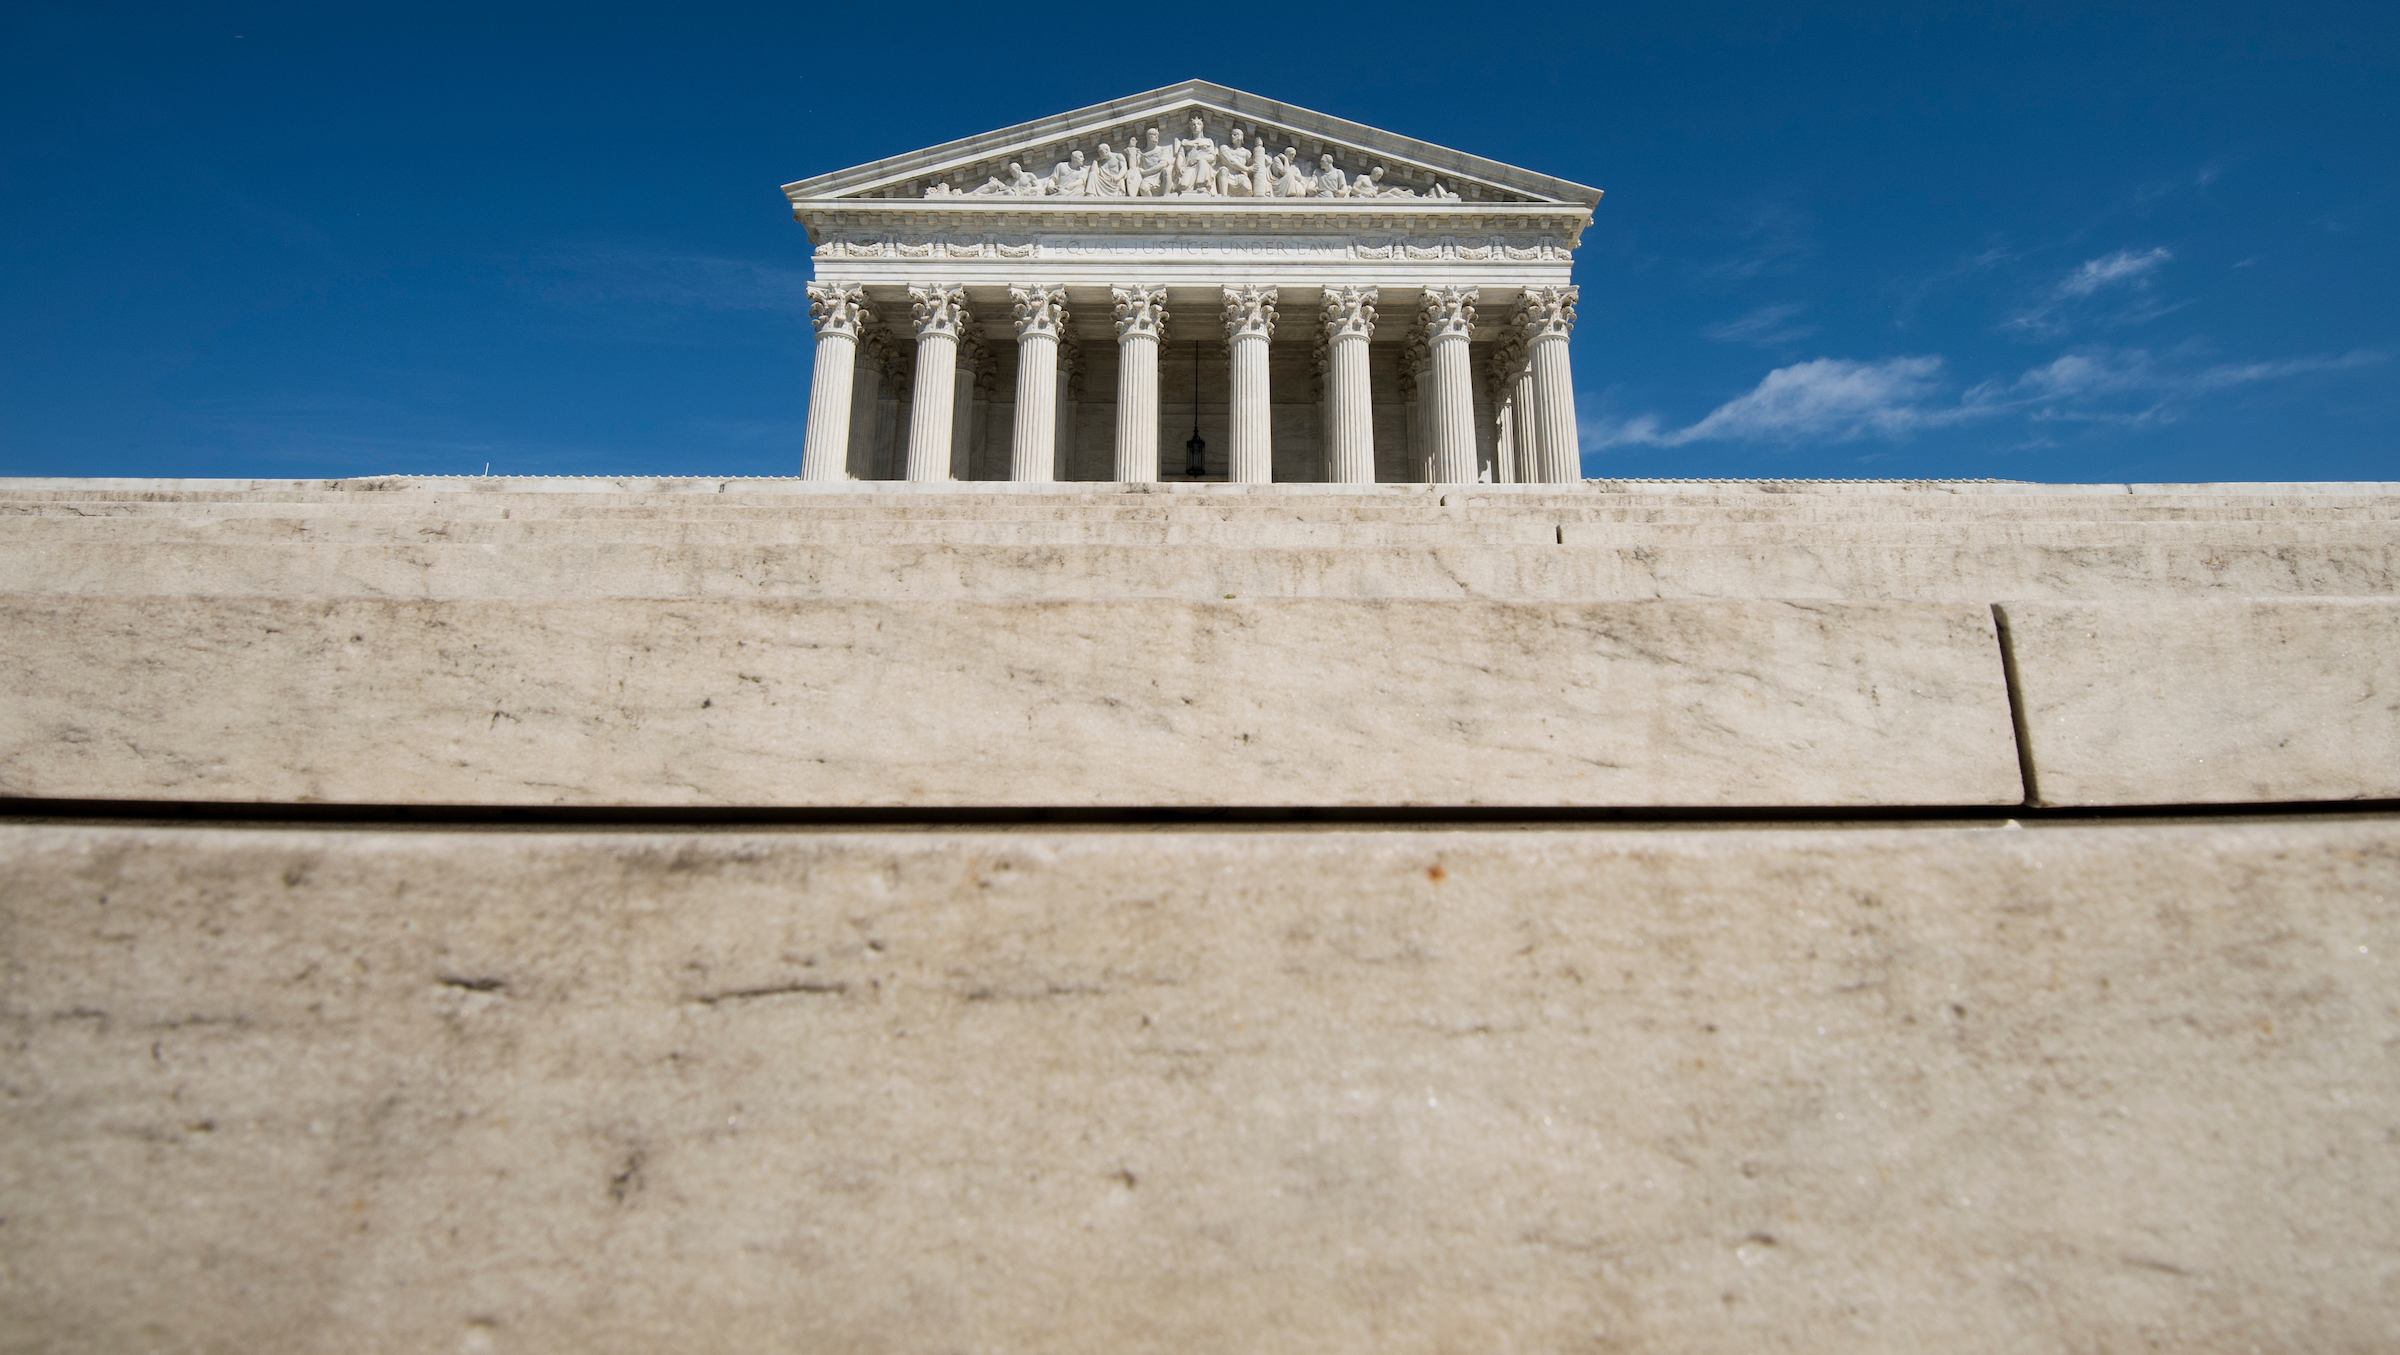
left=2, top=478, right=2394, bottom=1352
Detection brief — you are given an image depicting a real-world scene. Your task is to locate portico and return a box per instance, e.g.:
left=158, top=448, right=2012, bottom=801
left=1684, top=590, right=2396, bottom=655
left=787, top=81, right=1601, bottom=484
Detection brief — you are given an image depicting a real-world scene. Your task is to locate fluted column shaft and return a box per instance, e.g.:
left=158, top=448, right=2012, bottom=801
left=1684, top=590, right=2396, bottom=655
left=1323, top=286, right=1378, bottom=484
left=1221, top=286, right=1278, bottom=484
left=1009, top=285, right=1066, bottom=483
left=904, top=285, right=967, bottom=482
left=1111, top=286, right=1168, bottom=482
left=844, top=344, right=881, bottom=479
left=1522, top=286, right=1581, bottom=485
left=1423, top=286, right=1478, bottom=483
left=1400, top=333, right=1430, bottom=483
left=801, top=284, right=869, bottom=480
left=1512, top=361, right=1540, bottom=483
left=948, top=329, right=980, bottom=481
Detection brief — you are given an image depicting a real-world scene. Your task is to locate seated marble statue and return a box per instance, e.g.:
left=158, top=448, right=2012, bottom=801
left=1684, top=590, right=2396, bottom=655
left=1091, top=144, right=1130, bottom=196
left=1312, top=154, right=1350, bottom=198
left=1217, top=127, right=1258, bottom=197
left=1133, top=127, right=1171, bottom=197
left=1172, top=115, right=1218, bottom=195
left=1272, top=147, right=1312, bottom=197
left=1043, top=149, right=1091, bottom=196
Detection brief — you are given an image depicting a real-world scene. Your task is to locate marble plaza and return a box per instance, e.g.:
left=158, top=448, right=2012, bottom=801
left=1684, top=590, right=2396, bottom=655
left=787, top=81, right=1599, bottom=484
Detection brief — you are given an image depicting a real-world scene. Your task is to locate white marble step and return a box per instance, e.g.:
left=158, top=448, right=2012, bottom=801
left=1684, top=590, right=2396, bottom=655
left=4, top=539, right=2390, bottom=600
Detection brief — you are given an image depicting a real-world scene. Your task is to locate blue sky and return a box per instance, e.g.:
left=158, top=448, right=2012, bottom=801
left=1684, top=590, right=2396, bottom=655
left=3, top=2, right=2393, bottom=482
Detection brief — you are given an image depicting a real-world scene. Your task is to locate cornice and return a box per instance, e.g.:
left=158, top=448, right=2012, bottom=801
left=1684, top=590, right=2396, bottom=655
left=794, top=199, right=1593, bottom=247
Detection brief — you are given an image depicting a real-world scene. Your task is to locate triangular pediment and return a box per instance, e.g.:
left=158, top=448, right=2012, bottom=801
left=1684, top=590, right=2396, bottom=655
left=781, top=80, right=1600, bottom=208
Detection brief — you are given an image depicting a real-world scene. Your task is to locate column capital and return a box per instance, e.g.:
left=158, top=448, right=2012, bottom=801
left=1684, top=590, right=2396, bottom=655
left=864, top=329, right=910, bottom=381
left=1111, top=285, right=1170, bottom=339
left=907, top=284, right=970, bottom=338
left=1320, top=285, right=1378, bottom=340
left=1401, top=329, right=1432, bottom=375
left=1421, top=285, right=1477, bottom=340
left=957, top=324, right=992, bottom=374
left=1221, top=284, right=1278, bottom=342
left=807, top=283, right=871, bottom=339
left=1010, top=285, right=1068, bottom=339
left=1519, top=285, right=1578, bottom=340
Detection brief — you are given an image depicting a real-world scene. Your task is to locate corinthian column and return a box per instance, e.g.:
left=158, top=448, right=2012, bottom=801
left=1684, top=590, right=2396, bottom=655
left=1508, top=336, right=1540, bottom=483
left=1422, top=286, right=1479, bottom=483
left=1110, top=285, right=1168, bottom=482
left=904, top=284, right=968, bottom=482
left=1520, top=286, right=1581, bottom=484
left=1221, top=285, right=1278, bottom=484
left=802, top=284, right=869, bottom=480
left=1400, top=331, right=1431, bottom=482
left=1321, top=285, right=1378, bottom=484
left=1009, top=285, right=1067, bottom=482
left=949, top=324, right=987, bottom=481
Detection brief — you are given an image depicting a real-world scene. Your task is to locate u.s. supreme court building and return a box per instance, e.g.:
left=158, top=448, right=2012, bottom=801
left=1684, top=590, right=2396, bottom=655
left=789, top=79, right=1596, bottom=485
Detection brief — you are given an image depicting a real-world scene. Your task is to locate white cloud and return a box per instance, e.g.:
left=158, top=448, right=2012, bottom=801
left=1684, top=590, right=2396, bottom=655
left=1592, top=356, right=1960, bottom=448
left=2004, top=247, right=2177, bottom=336
left=2054, top=247, right=2172, bottom=298
left=1701, top=302, right=1817, bottom=347
left=1589, top=347, right=2385, bottom=450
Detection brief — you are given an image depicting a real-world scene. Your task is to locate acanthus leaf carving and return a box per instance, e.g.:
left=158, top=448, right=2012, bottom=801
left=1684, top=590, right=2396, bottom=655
left=1321, top=285, right=1378, bottom=341
left=1010, top=284, right=1068, bottom=339
left=1422, top=286, right=1477, bottom=341
left=1110, top=285, right=1170, bottom=340
left=1519, top=285, right=1577, bottom=340
left=806, top=283, right=871, bottom=339
left=907, top=284, right=970, bottom=339
left=1220, top=285, right=1278, bottom=342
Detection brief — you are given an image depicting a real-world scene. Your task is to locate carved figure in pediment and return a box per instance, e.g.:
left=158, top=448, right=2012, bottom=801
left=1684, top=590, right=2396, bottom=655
left=1312, top=154, right=1350, bottom=199
left=1133, top=127, right=1171, bottom=197
left=1217, top=127, right=1259, bottom=197
left=1424, top=180, right=1460, bottom=201
left=1172, top=115, right=1218, bottom=195
left=1043, top=150, right=1090, bottom=197
left=1271, top=147, right=1311, bottom=198
left=1091, top=143, right=1130, bottom=197
left=1355, top=166, right=1416, bottom=199
left=967, top=162, right=1042, bottom=197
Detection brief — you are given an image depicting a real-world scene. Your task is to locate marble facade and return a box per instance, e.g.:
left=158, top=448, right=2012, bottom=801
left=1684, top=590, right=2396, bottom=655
left=788, top=81, right=1602, bottom=484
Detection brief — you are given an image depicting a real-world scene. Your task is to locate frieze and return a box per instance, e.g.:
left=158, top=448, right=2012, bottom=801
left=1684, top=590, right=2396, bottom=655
left=816, top=232, right=1573, bottom=263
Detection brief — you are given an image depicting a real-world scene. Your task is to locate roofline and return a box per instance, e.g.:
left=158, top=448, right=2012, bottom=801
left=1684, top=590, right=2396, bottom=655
left=779, top=79, right=1603, bottom=209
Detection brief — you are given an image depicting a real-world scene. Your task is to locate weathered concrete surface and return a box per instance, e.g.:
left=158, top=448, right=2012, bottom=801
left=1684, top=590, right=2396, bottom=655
left=2, top=536, right=2390, bottom=602
left=0, top=596, right=2019, bottom=807
left=3, top=819, right=2395, bottom=1354
left=4, top=480, right=2387, bottom=603
left=2002, top=599, right=2400, bottom=806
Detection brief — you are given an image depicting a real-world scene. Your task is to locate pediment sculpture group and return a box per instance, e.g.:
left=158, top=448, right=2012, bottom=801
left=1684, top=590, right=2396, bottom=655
left=927, top=115, right=1463, bottom=202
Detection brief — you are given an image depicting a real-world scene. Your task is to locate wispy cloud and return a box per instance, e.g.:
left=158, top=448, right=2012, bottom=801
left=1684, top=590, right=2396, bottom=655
left=1590, top=346, right=2384, bottom=449
left=1972, top=347, right=2385, bottom=424
left=2004, top=246, right=2179, bottom=337
left=2054, top=247, right=2172, bottom=298
left=1701, top=302, right=1817, bottom=347
left=1593, top=356, right=1961, bottom=447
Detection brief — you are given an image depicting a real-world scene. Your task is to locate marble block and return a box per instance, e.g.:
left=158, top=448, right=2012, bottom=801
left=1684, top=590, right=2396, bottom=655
left=2000, top=599, right=2400, bottom=805
left=0, top=596, right=2022, bottom=807
left=3, top=819, right=2395, bottom=1353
